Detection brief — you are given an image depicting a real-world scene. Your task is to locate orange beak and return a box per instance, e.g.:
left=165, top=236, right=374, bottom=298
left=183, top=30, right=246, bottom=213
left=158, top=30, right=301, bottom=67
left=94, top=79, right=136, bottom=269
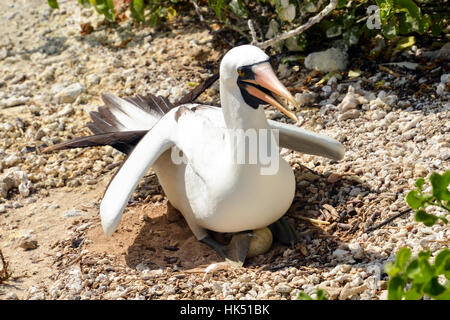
left=242, top=62, right=299, bottom=122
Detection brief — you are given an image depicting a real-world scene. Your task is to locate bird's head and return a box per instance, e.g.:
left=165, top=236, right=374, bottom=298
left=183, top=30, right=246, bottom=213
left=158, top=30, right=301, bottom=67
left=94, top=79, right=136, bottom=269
left=220, top=45, right=299, bottom=122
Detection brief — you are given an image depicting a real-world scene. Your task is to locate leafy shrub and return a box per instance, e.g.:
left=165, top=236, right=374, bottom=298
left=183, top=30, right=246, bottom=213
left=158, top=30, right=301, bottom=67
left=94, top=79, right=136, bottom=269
left=375, top=0, right=444, bottom=38
left=385, top=171, right=449, bottom=300
left=406, top=171, right=449, bottom=227
left=385, top=247, right=449, bottom=300
left=47, top=1, right=447, bottom=52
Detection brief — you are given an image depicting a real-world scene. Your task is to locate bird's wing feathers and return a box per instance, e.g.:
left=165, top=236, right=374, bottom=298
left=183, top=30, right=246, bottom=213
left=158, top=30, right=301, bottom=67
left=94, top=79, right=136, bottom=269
left=41, top=93, right=177, bottom=155
left=100, top=109, right=178, bottom=236
left=100, top=106, right=219, bottom=236
left=40, top=130, right=147, bottom=155
left=268, top=120, right=345, bottom=161
left=89, top=93, right=176, bottom=134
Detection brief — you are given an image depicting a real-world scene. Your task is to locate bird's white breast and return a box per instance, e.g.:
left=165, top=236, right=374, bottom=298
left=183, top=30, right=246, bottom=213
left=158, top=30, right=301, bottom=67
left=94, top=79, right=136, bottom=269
left=154, top=143, right=295, bottom=234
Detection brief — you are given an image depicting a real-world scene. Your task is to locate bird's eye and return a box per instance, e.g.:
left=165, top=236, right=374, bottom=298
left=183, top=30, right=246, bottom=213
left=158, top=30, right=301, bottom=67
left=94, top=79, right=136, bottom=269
left=238, top=69, right=245, bottom=77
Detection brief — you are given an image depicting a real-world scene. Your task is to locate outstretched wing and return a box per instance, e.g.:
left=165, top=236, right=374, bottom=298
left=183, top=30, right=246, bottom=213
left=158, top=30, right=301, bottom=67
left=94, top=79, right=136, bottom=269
left=268, top=120, right=345, bottom=161
left=100, top=109, right=178, bottom=236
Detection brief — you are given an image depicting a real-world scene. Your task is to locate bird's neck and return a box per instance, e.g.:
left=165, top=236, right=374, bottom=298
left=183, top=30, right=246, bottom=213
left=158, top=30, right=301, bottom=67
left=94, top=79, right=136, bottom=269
left=220, top=82, right=269, bottom=130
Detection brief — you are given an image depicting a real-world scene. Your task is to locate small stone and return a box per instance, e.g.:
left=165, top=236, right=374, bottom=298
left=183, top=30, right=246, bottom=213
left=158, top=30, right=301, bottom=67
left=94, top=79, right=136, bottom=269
left=295, top=92, right=316, bottom=107
left=348, top=242, right=364, bottom=259
left=55, top=83, right=85, bottom=104
left=318, top=286, right=341, bottom=300
left=339, top=283, right=367, bottom=300
left=332, top=248, right=350, bottom=261
left=402, top=129, right=416, bottom=140
left=349, top=187, right=361, bottom=197
left=402, top=116, right=421, bottom=132
left=414, top=164, right=427, bottom=177
left=327, top=173, right=341, bottom=183
left=338, top=90, right=360, bottom=112
left=305, top=48, right=348, bottom=72
left=3, top=292, right=19, bottom=300
left=372, top=110, right=386, bottom=120
left=20, top=240, right=38, bottom=251
left=86, top=74, right=100, bottom=85
left=66, top=267, right=83, bottom=295
left=18, top=182, right=30, bottom=197
left=0, top=204, right=6, bottom=213
left=275, top=283, right=292, bottom=294
left=0, top=96, right=29, bottom=109
left=4, top=154, right=20, bottom=167
left=76, top=222, right=92, bottom=232
left=57, top=105, right=74, bottom=117
left=63, top=209, right=83, bottom=218
left=338, top=109, right=360, bottom=121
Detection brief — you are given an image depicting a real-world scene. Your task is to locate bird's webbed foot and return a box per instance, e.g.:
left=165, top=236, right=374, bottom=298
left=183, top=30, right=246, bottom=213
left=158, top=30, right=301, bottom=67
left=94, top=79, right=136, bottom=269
left=269, top=216, right=299, bottom=246
left=200, top=233, right=251, bottom=267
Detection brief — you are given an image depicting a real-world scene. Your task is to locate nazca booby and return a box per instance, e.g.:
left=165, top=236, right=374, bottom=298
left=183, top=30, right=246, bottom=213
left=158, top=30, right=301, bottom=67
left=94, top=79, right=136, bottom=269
left=43, top=45, right=345, bottom=263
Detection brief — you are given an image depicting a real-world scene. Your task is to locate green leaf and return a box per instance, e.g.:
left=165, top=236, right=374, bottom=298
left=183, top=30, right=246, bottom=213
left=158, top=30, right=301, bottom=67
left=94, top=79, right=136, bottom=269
left=406, top=190, right=424, bottom=209
left=435, top=287, right=450, bottom=300
left=430, top=14, right=443, bottom=36
left=130, top=0, right=145, bottom=22
left=385, top=261, right=399, bottom=277
left=403, top=283, right=423, bottom=300
left=378, top=2, right=393, bottom=23
left=417, top=255, right=434, bottom=283
left=91, top=0, right=116, bottom=22
left=418, top=250, right=431, bottom=260
left=337, top=0, right=347, bottom=9
left=395, top=247, right=412, bottom=270
left=297, top=292, right=313, bottom=300
left=48, top=0, right=59, bottom=9
left=423, top=277, right=446, bottom=297
left=382, top=16, right=398, bottom=39
left=430, top=171, right=450, bottom=201
left=415, top=178, right=425, bottom=190
left=396, top=0, right=421, bottom=22
left=406, top=259, right=421, bottom=279
left=166, top=6, right=177, bottom=20
left=229, top=0, right=247, bottom=18
left=316, top=289, right=328, bottom=300
left=438, top=215, right=448, bottom=225
left=394, top=36, right=415, bottom=53
left=348, top=70, right=361, bottom=78
left=415, top=209, right=439, bottom=227
left=387, top=276, right=405, bottom=300
left=398, top=12, right=416, bottom=34
left=418, top=14, right=432, bottom=34
left=434, top=249, right=450, bottom=275
left=209, top=0, right=224, bottom=20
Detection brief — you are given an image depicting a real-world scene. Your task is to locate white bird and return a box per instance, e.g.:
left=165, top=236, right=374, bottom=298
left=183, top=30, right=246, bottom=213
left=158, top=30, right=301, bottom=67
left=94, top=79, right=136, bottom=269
left=43, top=45, right=344, bottom=263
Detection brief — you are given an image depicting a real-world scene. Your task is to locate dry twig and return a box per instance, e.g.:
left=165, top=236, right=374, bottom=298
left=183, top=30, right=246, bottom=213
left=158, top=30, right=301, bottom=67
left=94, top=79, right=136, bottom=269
left=365, top=208, right=412, bottom=233
left=247, top=19, right=258, bottom=45
left=191, top=0, right=205, bottom=22
left=293, top=215, right=330, bottom=225
left=252, top=0, right=338, bottom=49
left=0, top=249, right=12, bottom=283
